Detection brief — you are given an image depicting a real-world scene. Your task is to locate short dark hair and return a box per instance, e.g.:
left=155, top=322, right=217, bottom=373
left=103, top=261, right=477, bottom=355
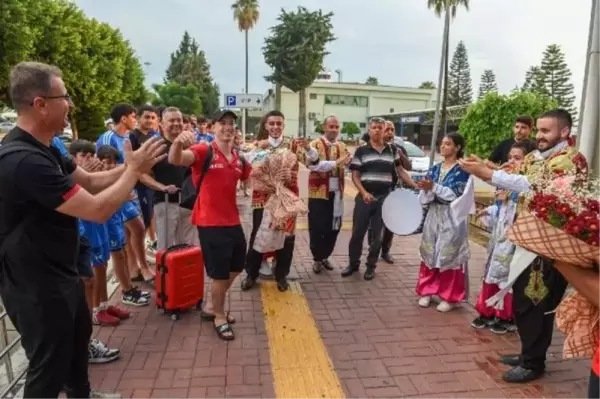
left=110, top=103, right=136, bottom=125
left=264, top=110, right=285, bottom=120
left=197, top=117, right=207, bottom=124
left=445, top=132, right=466, bottom=158
left=9, top=62, right=63, bottom=111
left=182, top=114, right=190, bottom=123
left=137, top=105, right=156, bottom=116
left=539, top=108, right=573, bottom=131
left=515, top=115, right=533, bottom=129
left=68, top=139, right=95, bottom=156
left=510, top=141, right=533, bottom=155
left=155, top=106, right=167, bottom=121
left=96, top=145, right=119, bottom=161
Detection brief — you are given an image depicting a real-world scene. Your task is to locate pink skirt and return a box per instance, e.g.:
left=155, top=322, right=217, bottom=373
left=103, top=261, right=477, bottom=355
left=415, top=262, right=467, bottom=304
left=474, top=282, right=513, bottom=320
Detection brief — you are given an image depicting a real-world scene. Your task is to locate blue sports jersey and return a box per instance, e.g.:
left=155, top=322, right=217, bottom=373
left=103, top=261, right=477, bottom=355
left=96, top=130, right=129, bottom=163
left=51, top=136, right=70, bottom=158
left=195, top=132, right=214, bottom=143
left=80, top=220, right=109, bottom=249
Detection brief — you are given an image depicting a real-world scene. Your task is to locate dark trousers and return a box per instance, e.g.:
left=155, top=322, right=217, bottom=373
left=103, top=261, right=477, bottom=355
left=589, top=370, right=599, bottom=399
left=2, top=280, right=91, bottom=398
left=308, top=195, right=340, bottom=262
left=367, top=226, right=393, bottom=256
left=245, top=208, right=294, bottom=281
left=348, top=193, right=385, bottom=269
left=512, top=257, right=567, bottom=371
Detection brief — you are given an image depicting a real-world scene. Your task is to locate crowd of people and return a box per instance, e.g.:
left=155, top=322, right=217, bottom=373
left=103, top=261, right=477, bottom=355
left=0, top=60, right=597, bottom=399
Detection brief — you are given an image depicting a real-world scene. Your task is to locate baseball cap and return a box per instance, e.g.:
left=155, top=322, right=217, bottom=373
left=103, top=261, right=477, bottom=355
left=213, top=110, right=237, bottom=122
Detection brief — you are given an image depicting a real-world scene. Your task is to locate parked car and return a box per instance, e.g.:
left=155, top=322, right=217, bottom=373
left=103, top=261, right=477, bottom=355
left=402, top=141, right=430, bottom=182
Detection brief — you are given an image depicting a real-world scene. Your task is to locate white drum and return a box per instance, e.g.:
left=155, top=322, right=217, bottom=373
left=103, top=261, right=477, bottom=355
left=382, top=188, right=423, bottom=235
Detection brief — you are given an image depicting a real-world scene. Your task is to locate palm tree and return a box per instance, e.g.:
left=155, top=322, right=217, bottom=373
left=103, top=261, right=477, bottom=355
left=426, top=0, right=469, bottom=167
left=232, top=0, right=260, bottom=139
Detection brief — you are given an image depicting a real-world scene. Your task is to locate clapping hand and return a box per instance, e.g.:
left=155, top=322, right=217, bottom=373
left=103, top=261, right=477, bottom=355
left=174, top=131, right=196, bottom=149
left=124, top=136, right=167, bottom=175
left=336, top=153, right=352, bottom=167
left=79, top=156, right=103, bottom=173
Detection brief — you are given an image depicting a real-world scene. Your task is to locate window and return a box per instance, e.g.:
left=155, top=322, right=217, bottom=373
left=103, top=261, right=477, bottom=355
left=389, top=108, right=394, bottom=113
left=359, top=122, right=366, bottom=128
left=309, top=93, right=317, bottom=100
left=324, top=95, right=368, bottom=107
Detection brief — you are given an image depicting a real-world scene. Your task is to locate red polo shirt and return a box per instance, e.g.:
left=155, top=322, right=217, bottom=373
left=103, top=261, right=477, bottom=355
left=189, top=142, right=251, bottom=227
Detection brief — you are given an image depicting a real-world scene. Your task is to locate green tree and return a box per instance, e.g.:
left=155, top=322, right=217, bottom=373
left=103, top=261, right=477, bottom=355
left=478, top=69, right=497, bottom=99
left=522, top=66, right=544, bottom=93
left=263, top=7, right=335, bottom=137
left=151, top=82, right=203, bottom=116
left=232, top=0, right=260, bottom=135
left=314, top=120, right=324, bottom=134
left=459, top=91, right=557, bottom=157
left=539, top=44, right=577, bottom=118
left=365, top=76, right=379, bottom=85
left=164, top=32, right=220, bottom=116
left=341, top=121, right=361, bottom=139
left=419, top=81, right=436, bottom=89
left=447, top=41, right=472, bottom=105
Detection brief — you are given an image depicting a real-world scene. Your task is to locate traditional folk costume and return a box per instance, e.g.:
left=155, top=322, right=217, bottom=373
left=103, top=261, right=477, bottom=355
left=242, top=137, right=317, bottom=289
left=305, top=137, right=349, bottom=273
left=416, top=163, right=474, bottom=312
left=487, top=140, right=588, bottom=382
left=473, top=167, right=519, bottom=332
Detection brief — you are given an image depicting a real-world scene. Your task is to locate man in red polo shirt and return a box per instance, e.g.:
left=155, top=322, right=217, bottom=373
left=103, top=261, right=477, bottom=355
left=168, top=110, right=250, bottom=341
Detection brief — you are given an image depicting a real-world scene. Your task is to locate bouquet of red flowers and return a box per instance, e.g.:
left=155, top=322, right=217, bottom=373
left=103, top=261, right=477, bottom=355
left=507, top=167, right=600, bottom=360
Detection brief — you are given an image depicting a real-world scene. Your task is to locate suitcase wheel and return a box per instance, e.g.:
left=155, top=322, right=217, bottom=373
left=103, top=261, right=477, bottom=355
left=171, top=313, right=180, bottom=321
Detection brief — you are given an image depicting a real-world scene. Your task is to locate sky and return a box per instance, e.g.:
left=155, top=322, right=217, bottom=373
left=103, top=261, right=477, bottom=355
left=74, top=0, right=592, bottom=107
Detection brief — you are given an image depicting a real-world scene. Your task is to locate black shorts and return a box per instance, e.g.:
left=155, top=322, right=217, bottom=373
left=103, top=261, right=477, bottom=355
left=76, top=235, right=93, bottom=278
left=136, top=186, right=154, bottom=228
left=197, top=225, right=246, bottom=280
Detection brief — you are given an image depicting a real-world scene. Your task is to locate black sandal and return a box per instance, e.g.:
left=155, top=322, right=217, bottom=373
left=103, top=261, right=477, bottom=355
left=130, top=273, right=144, bottom=283
left=214, top=322, right=235, bottom=341
left=143, top=277, right=155, bottom=287
left=200, top=311, right=236, bottom=324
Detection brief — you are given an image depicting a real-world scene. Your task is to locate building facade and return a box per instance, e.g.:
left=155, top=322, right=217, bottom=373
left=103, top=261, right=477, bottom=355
left=260, top=82, right=437, bottom=138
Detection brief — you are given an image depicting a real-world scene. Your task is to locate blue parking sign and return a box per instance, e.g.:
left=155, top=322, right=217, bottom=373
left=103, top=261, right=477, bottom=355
left=226, top=95, right=236, bottom=106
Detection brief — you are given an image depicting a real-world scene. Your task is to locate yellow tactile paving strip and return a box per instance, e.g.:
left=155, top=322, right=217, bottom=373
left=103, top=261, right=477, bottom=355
left=261, top=281, right=346, bottom=399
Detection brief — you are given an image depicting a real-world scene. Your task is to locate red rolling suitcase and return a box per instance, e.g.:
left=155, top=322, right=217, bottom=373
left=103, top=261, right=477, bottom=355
left=155, top=193, right=204, bottom=321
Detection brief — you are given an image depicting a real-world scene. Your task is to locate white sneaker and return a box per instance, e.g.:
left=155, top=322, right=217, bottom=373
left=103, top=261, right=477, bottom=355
left=418, top=296, right=431, bottom=308
left=436, top=301, right=454, bottom=312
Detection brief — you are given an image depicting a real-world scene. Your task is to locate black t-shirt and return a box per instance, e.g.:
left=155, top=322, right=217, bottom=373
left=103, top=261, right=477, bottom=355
left=349, top=143, right=401, bottom=197
left=0, top=127, right=80, bottom=301
left=129, top=129, right=156, bottom=190
left=152, top=141, right=189, bottom=204
left=489, top=138, right=537, bottom=165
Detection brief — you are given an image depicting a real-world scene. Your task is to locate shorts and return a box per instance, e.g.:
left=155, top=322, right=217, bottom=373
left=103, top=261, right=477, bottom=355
left=91, top=243, right=110, bottom=267
left=197, top=225, right=246, bottom=280
left=136, top=186, right=154, bottom=228
left=76, top=235, right=94, bottom=278
left=121, top=198, right=141, bottom=222
left=106, top=212, right=125, bottom=252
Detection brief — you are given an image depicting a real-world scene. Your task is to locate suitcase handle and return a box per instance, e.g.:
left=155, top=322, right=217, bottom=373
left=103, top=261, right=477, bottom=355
left=162, top=190, right=182, bottom=250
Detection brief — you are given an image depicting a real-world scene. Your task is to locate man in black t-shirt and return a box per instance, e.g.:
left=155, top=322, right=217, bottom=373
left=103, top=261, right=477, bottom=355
left=487, top=115, right=537, bottom=166
left=0, top=62, right=166, bottom=398
left=139, top=107, right=198, bottom=250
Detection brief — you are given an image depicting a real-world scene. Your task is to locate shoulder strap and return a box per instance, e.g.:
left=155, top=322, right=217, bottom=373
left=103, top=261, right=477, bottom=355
left=386, top=143, right=401, bottom=188
left=196, top=145, right=214, bottom=196
left=0, top=142, right=44, bottom=258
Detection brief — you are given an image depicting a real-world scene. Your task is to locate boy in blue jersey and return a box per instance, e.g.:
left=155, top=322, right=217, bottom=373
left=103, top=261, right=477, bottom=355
left=53, top=137, right=121, bottom=365
left=195, top=117, right=214, bottom=143
left=96, top=104, right=152, bottom=306
left=69, top=141, right=133, bottom=327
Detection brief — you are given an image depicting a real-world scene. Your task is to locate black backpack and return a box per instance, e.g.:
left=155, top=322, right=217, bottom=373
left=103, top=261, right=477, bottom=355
left=179, top=146, right=249, bottom=210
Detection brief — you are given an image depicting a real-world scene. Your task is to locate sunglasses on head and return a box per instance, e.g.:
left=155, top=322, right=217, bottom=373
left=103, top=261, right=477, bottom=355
left=369, top=117, right=386, bottom=124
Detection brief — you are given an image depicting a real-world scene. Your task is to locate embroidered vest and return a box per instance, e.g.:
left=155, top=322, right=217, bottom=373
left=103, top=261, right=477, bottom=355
left=308, top=138, right=347, bottom=200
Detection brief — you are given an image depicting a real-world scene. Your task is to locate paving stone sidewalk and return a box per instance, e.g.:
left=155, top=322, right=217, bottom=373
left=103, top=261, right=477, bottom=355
left=89, top=193, right=590, bottom=398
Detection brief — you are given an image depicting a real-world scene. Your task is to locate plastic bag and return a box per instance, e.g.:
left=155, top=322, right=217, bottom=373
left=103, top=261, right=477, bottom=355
left=253, top=211, right=285, bottom=253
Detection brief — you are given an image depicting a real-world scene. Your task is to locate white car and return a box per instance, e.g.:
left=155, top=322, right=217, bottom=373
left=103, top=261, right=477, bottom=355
left=402, top=141, right=430, bottom=182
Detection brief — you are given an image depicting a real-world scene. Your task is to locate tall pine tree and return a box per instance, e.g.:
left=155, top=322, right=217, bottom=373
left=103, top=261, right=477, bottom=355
left=522, top=65, right=548, bottom=96
left=539, top=44, right=576, bottom=118
left=447, top=41, right=472, bottom=106
left=478, top=69, right=497, bottom=99
left=163, top=31, right=220, bottom=116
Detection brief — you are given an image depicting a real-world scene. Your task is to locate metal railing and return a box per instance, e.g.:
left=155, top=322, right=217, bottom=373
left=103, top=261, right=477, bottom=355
left=0, top=307, right=27, bottom=398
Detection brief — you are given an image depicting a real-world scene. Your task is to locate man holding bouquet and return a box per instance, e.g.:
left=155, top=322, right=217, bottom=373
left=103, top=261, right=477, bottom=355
left=459, top=109, right=589, bottom=383
left=241, top=110, right=319, bottom=292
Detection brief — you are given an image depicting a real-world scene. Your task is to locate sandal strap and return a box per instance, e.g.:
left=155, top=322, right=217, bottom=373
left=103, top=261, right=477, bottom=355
left=216, top=323, right=233, bottom=333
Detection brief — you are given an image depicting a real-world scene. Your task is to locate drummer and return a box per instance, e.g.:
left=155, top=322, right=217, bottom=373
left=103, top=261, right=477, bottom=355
left=343, top=117, right=418, bottom=281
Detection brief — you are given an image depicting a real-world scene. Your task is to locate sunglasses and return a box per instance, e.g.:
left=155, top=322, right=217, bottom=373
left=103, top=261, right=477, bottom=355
left=369, top=117, right=386, bottom=124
